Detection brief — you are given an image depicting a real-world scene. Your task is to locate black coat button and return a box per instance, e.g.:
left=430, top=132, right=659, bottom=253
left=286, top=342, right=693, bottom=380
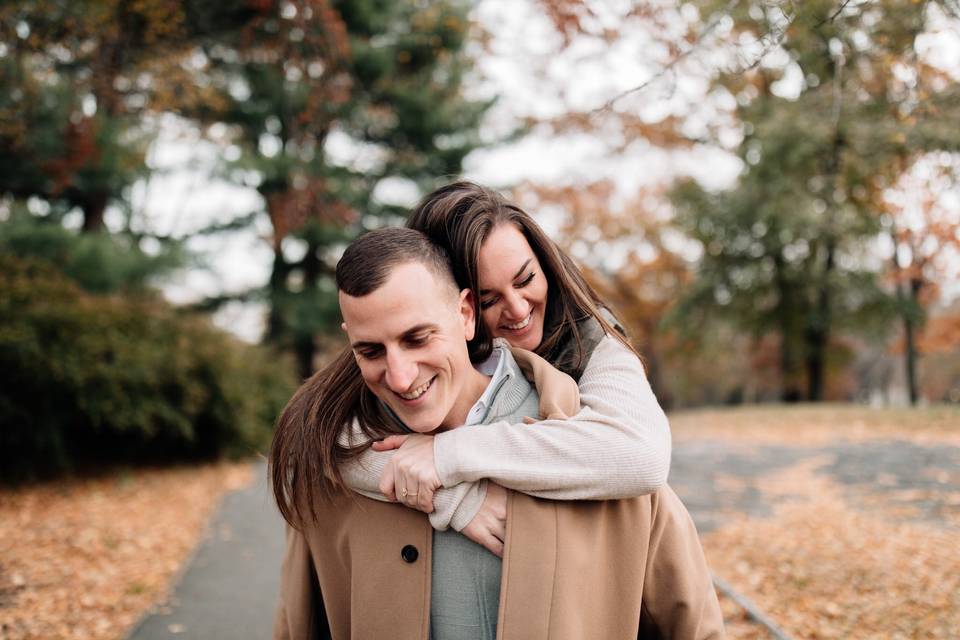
left=401, top=545, right=419, bottom=563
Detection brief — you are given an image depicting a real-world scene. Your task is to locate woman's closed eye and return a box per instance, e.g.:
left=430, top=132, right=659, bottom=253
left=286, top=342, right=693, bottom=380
left=480, top=272, right=537, bottom=310
left=480, top=296, right=499, bottom=310
left=516, top=271, right=536, bottom=287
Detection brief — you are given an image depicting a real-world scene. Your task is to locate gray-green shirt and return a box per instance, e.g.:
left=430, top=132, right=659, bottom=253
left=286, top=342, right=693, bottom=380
left=430, top=344, right=540, bottom=640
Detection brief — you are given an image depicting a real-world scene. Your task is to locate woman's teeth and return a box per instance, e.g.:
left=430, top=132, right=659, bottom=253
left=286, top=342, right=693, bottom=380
left=504, top=314, right=531, bottom=330
left=399, top=377, right=433, bottom=400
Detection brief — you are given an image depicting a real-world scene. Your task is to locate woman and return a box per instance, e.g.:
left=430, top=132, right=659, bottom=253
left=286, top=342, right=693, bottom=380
left=338, top=180, right=672, bottom=553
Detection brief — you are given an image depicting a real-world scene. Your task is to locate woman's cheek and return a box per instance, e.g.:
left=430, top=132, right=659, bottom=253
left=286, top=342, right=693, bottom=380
left=533, top=306, right=545, bottom=336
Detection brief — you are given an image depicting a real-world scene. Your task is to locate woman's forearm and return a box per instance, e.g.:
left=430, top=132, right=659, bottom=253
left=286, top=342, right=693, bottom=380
left=337, top=421, right=488, bottom=530
left=433, top=337, right=671, bottom=498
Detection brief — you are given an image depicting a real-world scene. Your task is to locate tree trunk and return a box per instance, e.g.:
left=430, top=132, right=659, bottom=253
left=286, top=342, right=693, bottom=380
left=903, top=311, right=918, bottom=406
left=773, top=254, right=802, bottom=402
left=266, top=245, right=290, bottom=343
left=903, top=277, right=923, bottom=406
left=294, top=335, right=316, bottom=382
left=780, top=340, right=802, bottom=403
left=80, top=191, right=108, bottom=232
left=292, top=237, right=322, bottom=380
left=805, top=239, right=834, bottom=402
left=639, top=319, right=672, bottom=411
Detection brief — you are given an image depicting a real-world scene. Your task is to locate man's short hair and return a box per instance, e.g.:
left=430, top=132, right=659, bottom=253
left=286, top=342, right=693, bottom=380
left=336, top=227, right=457, bottom=297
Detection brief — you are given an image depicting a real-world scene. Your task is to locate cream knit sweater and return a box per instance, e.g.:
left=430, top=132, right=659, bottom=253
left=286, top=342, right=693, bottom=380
left=340, top=335, right=672, bottom=531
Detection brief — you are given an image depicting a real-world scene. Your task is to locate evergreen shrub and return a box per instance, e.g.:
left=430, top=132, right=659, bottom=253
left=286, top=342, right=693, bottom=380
left=0, top=256, right=297, bottom=482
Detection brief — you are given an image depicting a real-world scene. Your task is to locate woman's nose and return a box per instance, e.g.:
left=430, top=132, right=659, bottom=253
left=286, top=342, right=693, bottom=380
left=502, top=291, right=529, bottom=320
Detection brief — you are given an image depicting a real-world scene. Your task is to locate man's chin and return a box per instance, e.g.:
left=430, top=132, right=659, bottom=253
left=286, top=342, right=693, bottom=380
left=388, top=406, right=443, bottom=434
left=403, top=420, right=443, bottom=435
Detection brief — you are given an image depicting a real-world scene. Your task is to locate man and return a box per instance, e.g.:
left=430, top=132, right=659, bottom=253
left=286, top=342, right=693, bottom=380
left=271, top=228, right=724, bottom=639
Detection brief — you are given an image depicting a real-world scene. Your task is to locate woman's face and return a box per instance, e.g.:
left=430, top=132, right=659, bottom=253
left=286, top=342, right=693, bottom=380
left=476, top=223, right=549, bottom=351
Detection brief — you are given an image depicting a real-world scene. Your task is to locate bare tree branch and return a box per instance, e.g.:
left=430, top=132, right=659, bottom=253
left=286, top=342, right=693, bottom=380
left=943, top=0, right=960, bottom=20
left=591, top=0, right=800, bottom=115
left=815, top=0, right=856, bottom=28
left=590, top=0, right=742, bottom=115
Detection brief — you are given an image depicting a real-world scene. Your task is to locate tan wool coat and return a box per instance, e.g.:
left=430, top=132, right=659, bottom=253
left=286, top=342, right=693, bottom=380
left=273, top=347, right=724, bottom=639
left=273, top=486, right=723, bottom=639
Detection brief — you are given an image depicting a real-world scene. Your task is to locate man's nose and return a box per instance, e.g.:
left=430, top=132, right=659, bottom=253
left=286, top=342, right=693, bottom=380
left=384, top=350, right=418, bottom=392
left=503, top=291, right=529, bottom=320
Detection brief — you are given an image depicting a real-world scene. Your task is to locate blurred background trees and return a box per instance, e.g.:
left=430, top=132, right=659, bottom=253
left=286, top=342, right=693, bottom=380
left=1, top=0, right=957, bottom=480
left=511, top=0, right=959, bottom=407
left=671, top=0, right=960, bottom=404
left=0, top=0, right=483, bottom=481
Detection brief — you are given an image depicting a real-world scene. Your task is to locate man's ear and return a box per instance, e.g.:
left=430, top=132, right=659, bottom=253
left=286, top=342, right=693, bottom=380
left=458, top=288, right=476, bottom=341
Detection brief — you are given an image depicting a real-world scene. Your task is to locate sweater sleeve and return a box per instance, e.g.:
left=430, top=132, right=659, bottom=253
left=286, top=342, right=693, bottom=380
left=337, top=418, right=488, bottom=531
left=432, top=336, right=671, bottom=498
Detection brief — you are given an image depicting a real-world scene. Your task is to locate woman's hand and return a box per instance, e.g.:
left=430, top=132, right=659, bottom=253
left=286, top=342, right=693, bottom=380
left=461, top=482, right=508, bottom=557
left=373, top=434, right=442, bottom=513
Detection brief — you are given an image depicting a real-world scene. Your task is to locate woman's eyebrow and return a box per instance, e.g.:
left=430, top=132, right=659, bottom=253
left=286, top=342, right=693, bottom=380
left=479, top=258, right=532, bottom=295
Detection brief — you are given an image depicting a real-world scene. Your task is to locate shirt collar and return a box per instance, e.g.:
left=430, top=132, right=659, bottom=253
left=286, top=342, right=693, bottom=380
left=464, top=342, right=509, bottom=426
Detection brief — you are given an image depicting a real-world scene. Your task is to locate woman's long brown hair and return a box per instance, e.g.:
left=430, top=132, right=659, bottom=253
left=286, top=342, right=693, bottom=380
left=270, top=348, right=404, bottom=527
left=406, top=181, right=639, bottom=376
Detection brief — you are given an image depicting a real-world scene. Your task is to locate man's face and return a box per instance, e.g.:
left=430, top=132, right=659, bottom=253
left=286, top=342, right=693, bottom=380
left=339, top=261, right=476, bottom=433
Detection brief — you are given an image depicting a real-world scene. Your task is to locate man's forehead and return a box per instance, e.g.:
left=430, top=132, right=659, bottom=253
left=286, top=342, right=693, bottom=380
left=339, top=262, right=455, bottom=339
left=341, top=307, right=446, bottom=346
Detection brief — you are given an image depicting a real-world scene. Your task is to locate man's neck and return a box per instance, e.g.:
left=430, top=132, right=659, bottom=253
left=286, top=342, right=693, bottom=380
left=440, top=367, right=492, bottom=431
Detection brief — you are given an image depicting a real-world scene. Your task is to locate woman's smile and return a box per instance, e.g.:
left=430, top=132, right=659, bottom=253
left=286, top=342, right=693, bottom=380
left=502, top=313, right=531, bottom=331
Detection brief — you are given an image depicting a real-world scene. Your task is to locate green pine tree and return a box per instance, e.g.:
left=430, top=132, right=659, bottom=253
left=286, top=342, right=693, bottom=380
left=191, top=0, right=490, bottom=377
left=0, top=1, right=254, bottom=285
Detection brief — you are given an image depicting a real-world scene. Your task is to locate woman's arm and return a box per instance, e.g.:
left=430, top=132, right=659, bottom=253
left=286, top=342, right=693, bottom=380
left=432, top=336, right=671, bottom=498
left=337, top=421, right=489, bottom=531
left=339, top=336, right=670, bottom=526
left=340, top=438, right=508, bottom=553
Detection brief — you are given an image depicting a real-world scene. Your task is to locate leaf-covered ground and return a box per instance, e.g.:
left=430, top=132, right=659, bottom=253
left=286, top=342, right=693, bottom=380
left=671, top=404, right=960, bottom=639
left=2, top=405, right=957, bottom=639
left=0, top=463, right=252, bottom=640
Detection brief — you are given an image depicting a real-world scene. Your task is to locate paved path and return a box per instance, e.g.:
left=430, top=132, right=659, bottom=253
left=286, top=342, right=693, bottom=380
left=670, top=438, right=960, bottom=533
left=128, top=462, right=286, bottom=640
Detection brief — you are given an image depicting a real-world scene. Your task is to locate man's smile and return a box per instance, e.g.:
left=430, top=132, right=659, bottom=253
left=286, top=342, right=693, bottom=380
left=395, top=375, right=437, bottom=402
